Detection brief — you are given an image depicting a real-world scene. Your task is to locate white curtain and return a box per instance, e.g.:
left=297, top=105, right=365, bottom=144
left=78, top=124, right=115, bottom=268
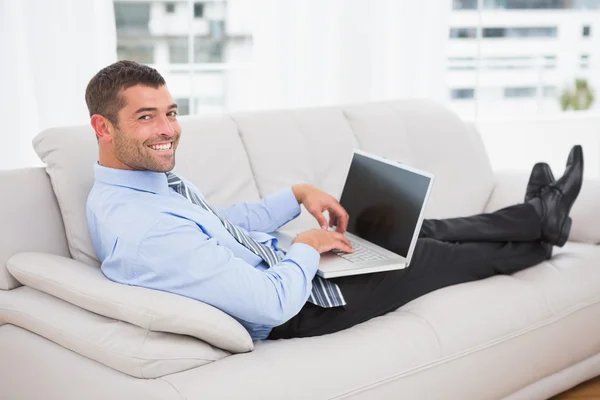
left=0, top=0, right=117, bottom=170
left=229, top=0, right=451, bottom=111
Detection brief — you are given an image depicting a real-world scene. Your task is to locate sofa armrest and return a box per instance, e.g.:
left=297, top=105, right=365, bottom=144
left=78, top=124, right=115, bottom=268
left=7, top=252, right=253, bottom=353
left=0, top=167, right=70, bottom=290
left=484, top=170, right=600, bottom=244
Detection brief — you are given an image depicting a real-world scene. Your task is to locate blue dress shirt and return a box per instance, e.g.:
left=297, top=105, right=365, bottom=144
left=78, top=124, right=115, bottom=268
left=86, top=163, right=320, bottom=341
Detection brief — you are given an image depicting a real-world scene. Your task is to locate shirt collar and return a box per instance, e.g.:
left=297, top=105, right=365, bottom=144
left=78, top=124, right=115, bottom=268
left=93, top=162, right=170, bottom=196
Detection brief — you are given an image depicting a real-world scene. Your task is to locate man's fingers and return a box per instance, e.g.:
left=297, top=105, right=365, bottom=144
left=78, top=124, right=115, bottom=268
left=332, top=232, right=353, bottom=250
left=337, top=239, right=354, bottom=253
left=312, top=210, right=328, bottom=229
left=329, top=215, right=336, bottom=228
left=337, top=211, right=349, bottom=233
left=329, top=205, right=349, bottom=233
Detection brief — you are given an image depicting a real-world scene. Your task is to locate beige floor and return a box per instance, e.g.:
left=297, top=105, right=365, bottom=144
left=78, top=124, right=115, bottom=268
left=551, top=375, right=600, bottom=399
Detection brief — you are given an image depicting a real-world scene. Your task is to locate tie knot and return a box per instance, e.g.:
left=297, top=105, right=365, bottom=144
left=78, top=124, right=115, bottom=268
left=165, top=172, right=181, bottom=188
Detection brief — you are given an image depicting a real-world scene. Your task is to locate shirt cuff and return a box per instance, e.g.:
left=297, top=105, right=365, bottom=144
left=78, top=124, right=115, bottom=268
left=281, top=243, right=320, bottom=276
left=263, top=186, right=301, bottom=228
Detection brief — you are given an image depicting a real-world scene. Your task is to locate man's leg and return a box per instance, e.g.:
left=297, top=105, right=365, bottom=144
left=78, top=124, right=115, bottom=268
left=268, top=145, right=583, bottom=340
left=268, top=237, right=549, bottom=340
left=420, top=144, right=583, bottom=246
left=420, top=203, right=541, bottom=243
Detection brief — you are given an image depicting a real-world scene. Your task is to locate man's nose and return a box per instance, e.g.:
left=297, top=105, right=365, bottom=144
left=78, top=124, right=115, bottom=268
left=158, top=116, right=176, bottom=137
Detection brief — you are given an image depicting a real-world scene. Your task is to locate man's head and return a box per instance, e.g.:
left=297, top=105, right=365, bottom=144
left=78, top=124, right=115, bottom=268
left=85, top=60, right=181, bottom=172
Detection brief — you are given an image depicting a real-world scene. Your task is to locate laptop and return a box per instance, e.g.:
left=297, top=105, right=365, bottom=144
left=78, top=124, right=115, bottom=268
left=272, top=149, right=435, bottom=279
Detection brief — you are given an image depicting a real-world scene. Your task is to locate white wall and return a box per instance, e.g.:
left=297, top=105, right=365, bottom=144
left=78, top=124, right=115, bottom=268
left=0, top=0, right=116, bottom=171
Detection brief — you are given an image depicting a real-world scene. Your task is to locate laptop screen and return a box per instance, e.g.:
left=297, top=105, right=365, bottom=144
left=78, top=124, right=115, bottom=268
left=339, top=152, right=432, bottom=258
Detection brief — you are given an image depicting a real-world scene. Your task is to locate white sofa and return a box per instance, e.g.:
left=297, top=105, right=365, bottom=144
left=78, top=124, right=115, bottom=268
left=1, top=99, right=600, bottom=400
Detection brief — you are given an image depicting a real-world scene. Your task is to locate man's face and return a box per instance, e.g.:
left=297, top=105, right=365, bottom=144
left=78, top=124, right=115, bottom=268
left=110, top=84, right=181, bottom=172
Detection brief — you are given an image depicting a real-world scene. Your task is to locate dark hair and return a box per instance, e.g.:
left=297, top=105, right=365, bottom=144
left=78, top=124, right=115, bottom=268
left=85, top=60, right=165, bottom=126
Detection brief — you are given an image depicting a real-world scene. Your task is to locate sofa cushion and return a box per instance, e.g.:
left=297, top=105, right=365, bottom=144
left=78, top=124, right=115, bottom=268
left=231, top=106, right=361, bottom=231
left=6, top=252, right=253, bottom=353
left=232, top=100, right=494, bottom=227
left=0, top=287, right=230, bottom=378
left=0, top=168, right=70, bottom=290
left=344, top=100, right=495, bottom=219
left=32, top=115, right=260, bottom=267
left=159, top=242, right=600, bottom=399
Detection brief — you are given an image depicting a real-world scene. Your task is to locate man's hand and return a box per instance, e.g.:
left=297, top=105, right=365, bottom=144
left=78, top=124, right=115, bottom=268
left=292, top=229, right=354, bottom=254
left=292, top=184, right=349, bottom=232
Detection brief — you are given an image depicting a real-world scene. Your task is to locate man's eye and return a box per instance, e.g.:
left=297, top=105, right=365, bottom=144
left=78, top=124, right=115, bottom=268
left=139, top=115, right=151, bottom=120
left=167, top=111, right=178, bottom=117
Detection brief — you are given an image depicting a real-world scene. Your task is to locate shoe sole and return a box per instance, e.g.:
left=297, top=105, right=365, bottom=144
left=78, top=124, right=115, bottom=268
left=556, top=216, right=572, bottom=247
left=551, top=160, right=582, bottom=247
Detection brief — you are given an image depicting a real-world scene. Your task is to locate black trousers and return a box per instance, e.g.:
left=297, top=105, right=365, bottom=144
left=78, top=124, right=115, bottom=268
left=268, top=203, right=548, bottom=340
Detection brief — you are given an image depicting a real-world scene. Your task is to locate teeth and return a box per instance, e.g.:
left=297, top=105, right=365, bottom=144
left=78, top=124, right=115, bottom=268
left=150, top=143, right=172, bottom=151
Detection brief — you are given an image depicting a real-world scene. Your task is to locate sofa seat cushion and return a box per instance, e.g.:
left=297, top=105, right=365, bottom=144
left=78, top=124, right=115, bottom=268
left=0, top=287, right=230, bottom=378
left=158, top=242, right=600, bottom=399
left=6, top=252, right=253, bottom=353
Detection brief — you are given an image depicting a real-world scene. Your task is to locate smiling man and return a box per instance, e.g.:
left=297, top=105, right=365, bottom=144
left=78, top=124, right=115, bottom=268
left=87, top=70, right=181, bottom=172
left=85, top=61, right=583, bottom=342
left=85, top=60, right=354, bottom=341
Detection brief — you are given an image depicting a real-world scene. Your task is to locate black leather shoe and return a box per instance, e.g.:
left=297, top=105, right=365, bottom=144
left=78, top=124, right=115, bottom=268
left=525, top=162, right=555, bottom=202
left=541, top=241, right=554, bottom=260
left=527, top=145, right=584, bottom=247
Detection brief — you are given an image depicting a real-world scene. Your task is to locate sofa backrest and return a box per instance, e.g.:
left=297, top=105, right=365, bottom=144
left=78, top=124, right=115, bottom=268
left=32, top=115, right=262, bottom=267
left=2, top=99, right=494, bottom=277
left=233, top=99, right=494, bottom=229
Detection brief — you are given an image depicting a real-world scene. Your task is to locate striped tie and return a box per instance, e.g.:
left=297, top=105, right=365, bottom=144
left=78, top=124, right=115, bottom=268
left=166, top=172, right=346, bottom=308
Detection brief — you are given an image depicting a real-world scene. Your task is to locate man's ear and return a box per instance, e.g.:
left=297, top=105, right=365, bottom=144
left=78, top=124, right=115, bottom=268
left=90, top=114, right=114, bottom=143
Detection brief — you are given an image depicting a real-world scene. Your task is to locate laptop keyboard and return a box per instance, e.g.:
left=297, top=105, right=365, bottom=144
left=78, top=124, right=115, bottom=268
left=332, top=237, right=389, bottom=263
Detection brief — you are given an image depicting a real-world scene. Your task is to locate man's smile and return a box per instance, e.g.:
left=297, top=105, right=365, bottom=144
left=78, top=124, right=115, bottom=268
left=148, top=142, right=173, bottom=151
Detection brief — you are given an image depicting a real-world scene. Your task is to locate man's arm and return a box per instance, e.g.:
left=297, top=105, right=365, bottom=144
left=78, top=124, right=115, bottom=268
left=218, top=186, right=301, bottom=233
left=218, top=183, right=350, bottom=234
left=124, top=214, right=318, bottom=326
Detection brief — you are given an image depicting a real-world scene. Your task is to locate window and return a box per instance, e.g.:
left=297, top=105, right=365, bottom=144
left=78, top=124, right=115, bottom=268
left=450, top=28, right=477, bottom=39
left=455, top=0, right=578, bottom=9
left=543, top=55, right=557, bottom=69
left=168, top=37, right=225, bottom=64
left=175, top=98, right=190, bottom=116
left=451, top=26, right=557, bottom=40
left=195, top=38, right=224, bottom=63
left=210, top=20, right=226, bottom=39
left=448, top=55, right=557, bottom=71
left=168, top=39, right=188, bottom=63
left=504, top=87, right=537, bottom=98
left=194, top=2, right=204, bottom=18
left=453, top=0, right=478, bottom=9
left=543, top=86, right=557, bottom=97
left=484, top=0, right=564, bottom=9
left=113, top=0, right=253, bottom=117
left=572, top=0, right=600, bottom=9
left=583, top=25, right=591, bottom=37
left=114, top=2, right=150, bottom=34
left=117, top=43, right=154, bottom=64
left=447, top=57, right=476, bottom=70
left=580, top=54, right=590, bottom=68
left=483, top=27, right=557, bottom=38
left=450, top=88, right=475, bottom=99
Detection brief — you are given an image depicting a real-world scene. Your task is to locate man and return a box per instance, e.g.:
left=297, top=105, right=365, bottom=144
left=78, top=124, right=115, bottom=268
left=85, top=61, right=583, bottom=341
